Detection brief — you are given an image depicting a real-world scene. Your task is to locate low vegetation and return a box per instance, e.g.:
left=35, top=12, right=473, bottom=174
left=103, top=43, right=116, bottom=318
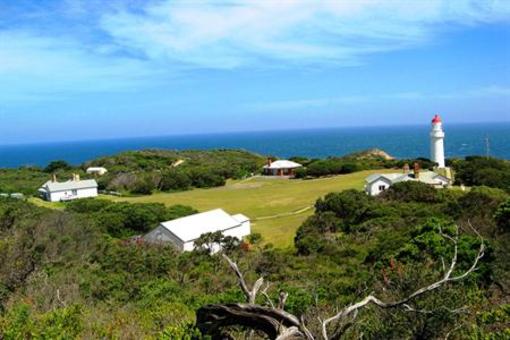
left=0, top=150, right=266, bottom=196
left=1, top=151, right=509, bottom=337
left=89, top=149, right=265, bottom=194
left=450, top=156, right=510, bottom=192
left=1, top=155, right=509, bottom=338
left=292, top=149, right=437, bottom=179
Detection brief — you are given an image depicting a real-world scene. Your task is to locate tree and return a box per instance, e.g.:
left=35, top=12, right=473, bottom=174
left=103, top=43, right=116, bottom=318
left=494, top=199, right=510, bottom=233
left=194, top=231, right=241, bottom=255
left=131, top=176, right=155, bottom=195
left=381, top=181, right=439, bottom=203
left=160, top=170, right=192, bottom=191
left=44, top=160, right=72, bottom=173
left=315, top=190, right=374, bottom=231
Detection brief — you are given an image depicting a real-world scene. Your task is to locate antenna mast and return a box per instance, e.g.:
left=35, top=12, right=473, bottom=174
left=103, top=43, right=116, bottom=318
left=485, top=135, right=490, bottom=159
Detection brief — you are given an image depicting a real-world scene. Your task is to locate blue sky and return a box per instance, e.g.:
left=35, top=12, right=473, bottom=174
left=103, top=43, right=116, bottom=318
left=0, top=0, right=509, bottom=144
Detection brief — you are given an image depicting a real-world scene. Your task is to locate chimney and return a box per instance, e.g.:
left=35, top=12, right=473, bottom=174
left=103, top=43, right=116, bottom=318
left=413, top=162, right=420, bottom=179
left=75, top=174, right=80, bottom=181
left=267, top=158, right=272, bottom=167
left=52, top=174, right=57, bottom=182
left=403, top=163, right=410, bottom=173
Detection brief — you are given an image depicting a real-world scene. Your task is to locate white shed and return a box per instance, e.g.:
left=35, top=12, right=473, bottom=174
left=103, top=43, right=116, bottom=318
left=39, top=176, right=98, bottom=202
left=144, top=209, right=251, bottom=252
left=86, top=167, right=108, bottom=176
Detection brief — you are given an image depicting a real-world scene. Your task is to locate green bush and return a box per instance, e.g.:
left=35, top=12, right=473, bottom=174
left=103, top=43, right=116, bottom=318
left=494, top=199, right=510, bottom=233
left=381, top=181, right=440, bottom=203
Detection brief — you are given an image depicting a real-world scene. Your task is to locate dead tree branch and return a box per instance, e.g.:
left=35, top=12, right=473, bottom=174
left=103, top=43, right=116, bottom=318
left=320, top=225, right=484, bottom=339
left=197, top=227, right=484, bottom=340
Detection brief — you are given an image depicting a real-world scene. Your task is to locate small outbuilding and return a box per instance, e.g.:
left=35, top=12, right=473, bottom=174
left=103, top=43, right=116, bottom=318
left=39, top=174, right=98, bottom=202
left=144, top=209, right=250, bottom=252
left=263, top=159, right=302, bottom=177
left=86, top=167, right=108, bottom=176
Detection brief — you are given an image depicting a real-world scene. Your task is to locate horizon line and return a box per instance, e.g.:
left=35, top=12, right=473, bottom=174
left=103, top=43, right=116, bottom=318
left=1, top=120, right=509, bottom=148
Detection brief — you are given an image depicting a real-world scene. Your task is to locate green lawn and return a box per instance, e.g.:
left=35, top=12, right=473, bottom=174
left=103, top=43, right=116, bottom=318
left=108, top=169, right=391, bottom=248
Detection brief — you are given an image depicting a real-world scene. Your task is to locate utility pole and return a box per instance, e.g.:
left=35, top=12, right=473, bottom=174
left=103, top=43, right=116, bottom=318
left=485, top=135, right=490, bottom=159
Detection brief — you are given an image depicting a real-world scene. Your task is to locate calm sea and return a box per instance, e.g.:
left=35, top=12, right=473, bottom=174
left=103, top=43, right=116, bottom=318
left=0, top=123, right=509, bottom=168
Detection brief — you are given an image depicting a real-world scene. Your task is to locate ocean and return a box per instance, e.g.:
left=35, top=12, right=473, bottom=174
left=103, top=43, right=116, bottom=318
left=0, top=123, right=509, bottom=168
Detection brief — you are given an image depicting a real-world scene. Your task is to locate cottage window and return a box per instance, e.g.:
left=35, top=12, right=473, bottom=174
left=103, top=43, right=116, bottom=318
left=378, top=185, right=387, bottom=191
left=71, top=189, right=78, bottom=195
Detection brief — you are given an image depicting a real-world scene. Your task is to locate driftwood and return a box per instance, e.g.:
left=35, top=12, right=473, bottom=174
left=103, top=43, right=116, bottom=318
left=196, top=223, right=485, bottom=339
left=196, top=304, right=303, bottom=339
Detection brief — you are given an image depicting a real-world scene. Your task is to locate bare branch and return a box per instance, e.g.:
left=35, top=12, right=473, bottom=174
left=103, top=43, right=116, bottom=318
left=252, top=277, right=265, bottom=304
left=222, top=254, right=264, bottom=304
left=222, top=254, right=251, bottom=302
left=299, top=315, right=315, bottom=340
left=209, top=228, right=483, bottom=340
left=196, top=303, right=302, bottom=339
left=278, top=291, right=289, bottom=310
left=276, top=327, right=305, bottom=340
left=321, top=225, right=484, bottom=339
left=56, top=289, right=66, bottom=307
left=262, top=282, right=276, bottom=309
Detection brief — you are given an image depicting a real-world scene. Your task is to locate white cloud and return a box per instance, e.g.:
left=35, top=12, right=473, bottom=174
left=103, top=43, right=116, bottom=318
left=248, top=85, right=510, bottom=111
left=1, top=0, right=509, bottom=102
left=100, top=0, right=510, bottom=68
left=0, top=30, right=161, bottom=102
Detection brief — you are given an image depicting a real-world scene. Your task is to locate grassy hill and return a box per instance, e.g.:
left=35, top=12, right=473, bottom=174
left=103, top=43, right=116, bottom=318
left=106, top=169, right=393, bottom=247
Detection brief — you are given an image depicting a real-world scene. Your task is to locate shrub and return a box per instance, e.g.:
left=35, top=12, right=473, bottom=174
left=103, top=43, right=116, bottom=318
left=44, top=160, right=72, bottom=173
left=132, top=176, right=155, bottom=195
left=494, top=199, right=510, bottom=233
left=381, top=181, right=439, bottom=203
left=160, top=170, right=192, bottom=191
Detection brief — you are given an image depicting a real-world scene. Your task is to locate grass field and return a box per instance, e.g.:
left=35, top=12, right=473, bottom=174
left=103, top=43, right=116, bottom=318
left=107, top=169, right=392, bottom=248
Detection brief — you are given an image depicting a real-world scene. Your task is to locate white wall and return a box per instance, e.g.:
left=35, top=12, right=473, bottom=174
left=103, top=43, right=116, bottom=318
left=223, top=221, right=251, bottom=240
left=144, top=225, right=184, bottom=251
left=184, top=222, right=251, bottom=253
left=48, top=187, right=98, bottom=202
left=145, top=219, right=251, bottom=253
left=432, top=177, right=449, bottom=187
left=366, top=179, right=391, bottom=196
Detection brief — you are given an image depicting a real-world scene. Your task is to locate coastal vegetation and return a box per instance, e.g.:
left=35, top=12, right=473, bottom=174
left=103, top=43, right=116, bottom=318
left=1, top=165, right=509, bottom=338
left=292, top=149, right=437, bottom=179
left=0, top=150, right=265, bottom=196
left=0, top=148, right=440, bottom=197
left=449, top=156, right=510, bottom=192
left=1, top=150, right=510, bottom=337
left=89, top=149, right=265, bottom=194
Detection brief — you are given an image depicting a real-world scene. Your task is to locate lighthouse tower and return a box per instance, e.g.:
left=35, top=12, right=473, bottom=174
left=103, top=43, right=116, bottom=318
left=430, top=114, right=445, bottom=168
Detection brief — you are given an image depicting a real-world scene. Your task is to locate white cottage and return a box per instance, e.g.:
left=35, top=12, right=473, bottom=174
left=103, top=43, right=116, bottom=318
left=263, top=159, right=302, bottom=177
left=39, top=175, right=98, bottom=202
left=365, top=168, right=451, bottom=196
left=144, top=209, right=250, bottom=252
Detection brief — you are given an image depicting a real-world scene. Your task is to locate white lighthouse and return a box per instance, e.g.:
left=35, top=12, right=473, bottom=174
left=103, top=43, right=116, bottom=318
left=430, top=114, right=445, bottom=168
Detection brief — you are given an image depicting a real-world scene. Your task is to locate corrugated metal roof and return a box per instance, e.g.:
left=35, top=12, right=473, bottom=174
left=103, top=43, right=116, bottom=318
left=160, top=209, right=247, bottom=242
left=41, top=179, right=98, bottom=192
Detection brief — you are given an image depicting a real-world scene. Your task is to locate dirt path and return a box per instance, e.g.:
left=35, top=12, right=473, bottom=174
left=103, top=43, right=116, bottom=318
left=253, top=205, right=313, bottom=221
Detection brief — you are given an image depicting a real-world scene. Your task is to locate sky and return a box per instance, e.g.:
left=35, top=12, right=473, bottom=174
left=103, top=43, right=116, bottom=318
left=0, top=0, right=509, bottom=144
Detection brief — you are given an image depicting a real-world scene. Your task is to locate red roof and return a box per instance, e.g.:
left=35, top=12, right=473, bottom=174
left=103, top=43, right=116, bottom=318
left=431, top=114, right=442, bottom=124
